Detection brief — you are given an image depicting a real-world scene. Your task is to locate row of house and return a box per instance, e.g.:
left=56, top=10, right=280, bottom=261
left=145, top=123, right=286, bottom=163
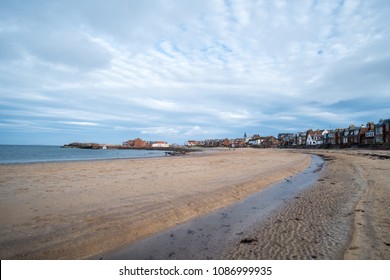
left=186, top=138, right=247, bottom=148
left=187, top=118, right=389, bottom=149
left=187, top=133, right=280, bottom=148
left=247, top=134, right=280, bottom=148
left=281, top=118, right=390, bottom=147
left=123, top=138, right=170, bottom=148
left=123, top=118, right=389, bottom=150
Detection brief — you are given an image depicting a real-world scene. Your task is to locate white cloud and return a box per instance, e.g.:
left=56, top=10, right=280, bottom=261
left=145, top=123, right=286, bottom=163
left=218, top=110, right=251, bottom=121
left=145, top=98, right=178, bottom=111
left=184, top=126, right=208, bottom=136
left=276, top=115, right=297, bottom=121
left=140, top=127, right=180, bottom=136
left=58, top=121, right=100, bottom=127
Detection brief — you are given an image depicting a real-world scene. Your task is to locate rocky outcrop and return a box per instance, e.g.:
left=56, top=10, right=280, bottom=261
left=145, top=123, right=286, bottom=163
left=62, top=143, right=105, bottom=149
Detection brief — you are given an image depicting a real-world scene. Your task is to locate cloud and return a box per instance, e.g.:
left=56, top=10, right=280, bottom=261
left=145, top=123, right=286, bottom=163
left=218, top=110, right=251, bottom=121
left=140, top=127, right=180, bottom=136
left=184, top=126, right=208, bottom=136
left=58, top=121, right=101, bottom=127
left=0, top=0, right=389, bottom=144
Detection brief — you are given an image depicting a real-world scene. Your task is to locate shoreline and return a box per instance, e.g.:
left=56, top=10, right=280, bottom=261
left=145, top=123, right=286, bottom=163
left=0, top=152, right=182, bottom=166
left=0, top=145, right=199, bottom=165
left=0, top=148, right=310, bottom=259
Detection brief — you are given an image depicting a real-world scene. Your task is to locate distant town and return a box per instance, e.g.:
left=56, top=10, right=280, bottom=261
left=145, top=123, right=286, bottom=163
left=185, top=118, right=390, bottom=149
left=64, top=118, right=390, bottom=150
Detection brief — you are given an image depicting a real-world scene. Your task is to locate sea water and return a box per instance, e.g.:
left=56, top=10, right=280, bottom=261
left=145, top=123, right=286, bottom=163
left=0, top=145, right=168, bottom=164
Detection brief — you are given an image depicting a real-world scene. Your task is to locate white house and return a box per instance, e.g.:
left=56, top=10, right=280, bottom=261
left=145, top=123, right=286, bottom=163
left=306, top=129, right=328, bottom=146
left=151, top=141, right=170, bottom=148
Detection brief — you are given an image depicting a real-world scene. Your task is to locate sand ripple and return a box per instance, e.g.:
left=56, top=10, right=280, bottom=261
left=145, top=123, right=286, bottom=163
left=224, top=150, right=390, bottom=260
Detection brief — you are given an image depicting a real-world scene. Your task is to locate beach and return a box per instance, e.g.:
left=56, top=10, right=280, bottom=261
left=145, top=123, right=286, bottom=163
left=0, top=148, right=310, bottom=259
left=0, top=148, right=388, bottom=260
left=224, top=149, right=390, bottom=260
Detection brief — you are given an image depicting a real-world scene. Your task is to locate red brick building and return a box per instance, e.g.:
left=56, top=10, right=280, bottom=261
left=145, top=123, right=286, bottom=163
left=123, top=138, right=149, bottom=148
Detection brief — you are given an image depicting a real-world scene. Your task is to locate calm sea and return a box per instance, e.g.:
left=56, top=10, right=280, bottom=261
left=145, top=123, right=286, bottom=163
left=0, top=145, right=168, bottom=164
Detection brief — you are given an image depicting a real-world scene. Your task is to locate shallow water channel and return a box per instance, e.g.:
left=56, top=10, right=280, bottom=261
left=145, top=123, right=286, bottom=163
left=101, top=155, right=324, bottom=260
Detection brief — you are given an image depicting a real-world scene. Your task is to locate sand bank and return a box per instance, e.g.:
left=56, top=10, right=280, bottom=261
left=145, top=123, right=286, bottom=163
left=0, top=148, right=310, bottom=259
left=224, top=149, right=390, bottom=260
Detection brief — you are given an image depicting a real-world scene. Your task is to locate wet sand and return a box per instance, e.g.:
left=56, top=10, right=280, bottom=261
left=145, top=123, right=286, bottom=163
left=101, top=155, right=324, bottom=260
left=0, top=148, right=310, bottom=259
left=224, top=149, right=390, bottom=260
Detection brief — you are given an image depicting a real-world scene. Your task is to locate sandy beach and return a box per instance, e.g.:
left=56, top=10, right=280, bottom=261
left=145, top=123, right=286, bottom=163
left=0, top=148, right=310, bottom=259
left=1, top=148, right=389, bottom=260
left=224, top=149, right=390, bottom=260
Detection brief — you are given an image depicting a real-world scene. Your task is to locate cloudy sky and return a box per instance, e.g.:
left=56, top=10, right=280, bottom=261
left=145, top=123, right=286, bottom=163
left=1, top=0, right=389, bottom=145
